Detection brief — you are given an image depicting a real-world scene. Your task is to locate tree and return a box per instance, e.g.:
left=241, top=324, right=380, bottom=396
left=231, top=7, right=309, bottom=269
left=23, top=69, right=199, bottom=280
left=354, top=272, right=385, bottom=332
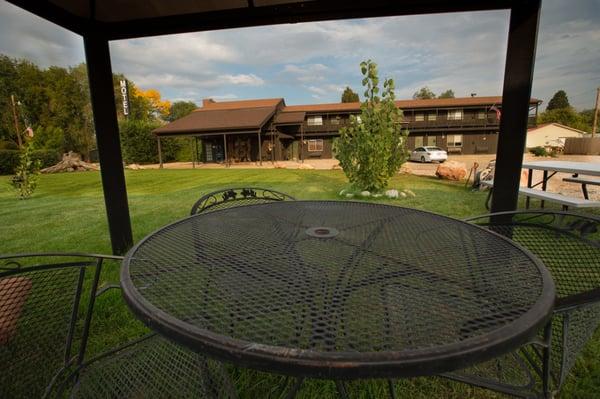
left=438, top=89, right=455, bottom=99
left=167, top=101, right=197, bottom=122
left=538, top=107, right=589, bottom=132
left=412, top=86, right=436, bottom=100
left=334, top=60, right=409, bottom=192
left=341, top=86, right=359, bottom=103
left=546, top=90, right=570, bottom=111
left=119, top=119, right=178, bottom=164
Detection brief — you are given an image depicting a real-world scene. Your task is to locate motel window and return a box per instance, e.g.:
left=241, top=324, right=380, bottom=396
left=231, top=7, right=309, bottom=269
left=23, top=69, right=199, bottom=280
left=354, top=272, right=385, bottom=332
left=307, top=116, right=323, bottom=126
left=308, top=139, right=324, bottom=152
left=331, top=116, right=341, bottom=125
left=447, top=109, right=463, bottom=120
left=415, top=113, right=425, bottom=121
left=447, top=134, right=463, bottom=147
left=427, top=136, right=437, bottom=146
left=427, top=113, right=437, bottom=121
left=476, top=111, right=486, bottom=119
left=414, top=136, right=424, bottom=148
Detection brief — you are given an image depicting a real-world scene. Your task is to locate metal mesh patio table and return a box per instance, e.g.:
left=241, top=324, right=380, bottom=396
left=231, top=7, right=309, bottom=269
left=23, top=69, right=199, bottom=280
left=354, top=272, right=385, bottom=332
left=122, top=201, right=555, bottom=380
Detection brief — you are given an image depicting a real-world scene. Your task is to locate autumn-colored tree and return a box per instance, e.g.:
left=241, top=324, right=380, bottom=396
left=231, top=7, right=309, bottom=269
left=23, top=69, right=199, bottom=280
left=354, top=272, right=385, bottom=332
left=134, top=88, right=171, bottom=119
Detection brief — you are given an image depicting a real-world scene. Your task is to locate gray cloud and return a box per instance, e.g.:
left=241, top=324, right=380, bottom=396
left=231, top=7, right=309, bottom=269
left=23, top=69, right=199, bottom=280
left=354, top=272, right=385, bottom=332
left=1, top=0, right=598, bottom=109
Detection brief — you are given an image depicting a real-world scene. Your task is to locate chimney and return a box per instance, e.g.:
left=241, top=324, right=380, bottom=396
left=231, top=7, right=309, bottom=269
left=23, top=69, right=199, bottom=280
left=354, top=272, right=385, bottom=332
left=202, top=98, right=216, bottom=107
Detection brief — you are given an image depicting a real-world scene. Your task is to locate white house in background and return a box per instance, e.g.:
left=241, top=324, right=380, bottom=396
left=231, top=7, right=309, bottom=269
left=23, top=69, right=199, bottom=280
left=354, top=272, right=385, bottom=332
left=526, top=123, right=587, bottom=149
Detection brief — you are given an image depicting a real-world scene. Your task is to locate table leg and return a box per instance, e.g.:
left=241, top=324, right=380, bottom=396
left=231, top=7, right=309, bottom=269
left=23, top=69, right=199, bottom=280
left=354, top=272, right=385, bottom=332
left=582, top=184, right=589, bottom=200
left=540, top=170, right=548, bottom=208
left=526, top=169, right=533, bottom=209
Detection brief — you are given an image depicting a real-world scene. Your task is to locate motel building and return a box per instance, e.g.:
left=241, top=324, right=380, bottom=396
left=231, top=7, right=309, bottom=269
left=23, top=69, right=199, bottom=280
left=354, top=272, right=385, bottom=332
left=153, top=96, right=541, bottom=164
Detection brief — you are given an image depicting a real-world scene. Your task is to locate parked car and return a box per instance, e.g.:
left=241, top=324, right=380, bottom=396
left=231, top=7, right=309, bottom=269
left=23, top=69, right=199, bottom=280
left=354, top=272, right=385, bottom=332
left=410, top=146, right=448, bottom=163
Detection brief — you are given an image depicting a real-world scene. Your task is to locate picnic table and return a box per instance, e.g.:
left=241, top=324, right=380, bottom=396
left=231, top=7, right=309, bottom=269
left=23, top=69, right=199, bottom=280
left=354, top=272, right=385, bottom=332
left=121, top=201, right=554, bottom=395
left=521, top=161, right=600, bottom=208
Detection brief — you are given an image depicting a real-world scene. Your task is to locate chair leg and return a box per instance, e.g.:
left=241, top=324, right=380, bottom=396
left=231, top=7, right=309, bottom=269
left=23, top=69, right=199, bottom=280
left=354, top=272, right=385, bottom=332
left=335, top=381, right=350, bottom=399
left=541, top=322, right=553, bottom=398
left=284, top=378, right=304, bottom=399
left=387, top=379, right=397, bottom=399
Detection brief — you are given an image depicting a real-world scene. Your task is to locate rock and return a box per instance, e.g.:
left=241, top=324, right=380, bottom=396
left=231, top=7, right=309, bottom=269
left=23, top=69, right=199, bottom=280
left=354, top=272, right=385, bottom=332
left=405, top=189, right=416, bottom=197
left=298, top=163, right=315, bottom=170
left=385, top=189, right=399, bottom=199
left=360, top=191, right=371, bottom=197
left=435, top=161, right=468, bottom=181
left=346, top=193, right=354, bottom=198
left=339, top=189, right=347, bottom=196
left=331, top=164, right=342, bottom=170
left=127, top=163, right=143, bottom=170
left=373, top=193, right=383, bottom=198
left=400, top=191, right=407, bottom=198
left=520, top=169, right=529, bottom=186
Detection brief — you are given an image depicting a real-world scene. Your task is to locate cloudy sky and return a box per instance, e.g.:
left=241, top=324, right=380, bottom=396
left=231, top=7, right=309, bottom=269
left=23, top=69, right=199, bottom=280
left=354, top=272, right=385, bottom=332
left=0, top=0, right=599, bottom=109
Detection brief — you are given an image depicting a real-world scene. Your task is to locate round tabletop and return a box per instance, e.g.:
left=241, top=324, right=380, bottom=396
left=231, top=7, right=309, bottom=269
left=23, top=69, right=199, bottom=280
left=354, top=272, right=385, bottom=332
left=122, top=201, right=555, bottom=379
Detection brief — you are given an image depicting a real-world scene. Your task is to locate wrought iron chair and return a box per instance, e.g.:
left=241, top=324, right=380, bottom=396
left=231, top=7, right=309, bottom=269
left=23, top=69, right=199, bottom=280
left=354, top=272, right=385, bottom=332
left=443, top=211, right=600, bottom=398
left=0, top=253, right=233, bottom=398
left=190, top=187, right=295, bottom=215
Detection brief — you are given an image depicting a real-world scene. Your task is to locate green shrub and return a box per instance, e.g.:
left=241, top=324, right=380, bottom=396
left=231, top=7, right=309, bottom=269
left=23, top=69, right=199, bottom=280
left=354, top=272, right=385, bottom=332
left=31, top=150, right=60, bottom=168
left=0, top=140, right=18, bottom=150
left=0, top=149, right=58, bottom=175
left=119, top=119, right=179, bottom=164
left=0, top=149, right=21, bottom=175
left=529, top=146, right=548, bottom=157
left=334, top=60, right=409, bottom=191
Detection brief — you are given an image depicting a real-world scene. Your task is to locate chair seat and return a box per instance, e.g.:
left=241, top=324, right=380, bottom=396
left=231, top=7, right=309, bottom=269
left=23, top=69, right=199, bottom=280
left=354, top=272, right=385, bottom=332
left=71, top=335, right=234, bottom=399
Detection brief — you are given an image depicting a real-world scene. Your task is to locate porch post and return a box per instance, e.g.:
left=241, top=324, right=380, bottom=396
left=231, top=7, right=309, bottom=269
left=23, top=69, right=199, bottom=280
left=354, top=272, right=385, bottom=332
left=223, top=133, right=228, bottom=166
left=193, top=136, right=198, bottom=168
left=300, top=124, right=304, bottom=163
left=257, top=130, right=262, bottom=166
left=83, top=33, right=133, bottom=255
left=491, top=0, right=541, bottom=213
left=157, top=135, right=163, bottom=168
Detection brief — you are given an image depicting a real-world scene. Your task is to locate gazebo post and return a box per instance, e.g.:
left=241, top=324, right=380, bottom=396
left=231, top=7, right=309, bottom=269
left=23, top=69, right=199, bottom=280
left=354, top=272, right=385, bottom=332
left=83, top=33, right=133, bottom=255
left=491, top=0, right=541, bottom=213
left=157, top=136, right=163, bottom=168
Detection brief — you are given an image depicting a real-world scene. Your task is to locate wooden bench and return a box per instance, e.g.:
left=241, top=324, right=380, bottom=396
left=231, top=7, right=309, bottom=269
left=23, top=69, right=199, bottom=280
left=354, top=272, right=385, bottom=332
left=563, top=176, right=600, bottom=200
left=480, top=180, right=600, bottom=210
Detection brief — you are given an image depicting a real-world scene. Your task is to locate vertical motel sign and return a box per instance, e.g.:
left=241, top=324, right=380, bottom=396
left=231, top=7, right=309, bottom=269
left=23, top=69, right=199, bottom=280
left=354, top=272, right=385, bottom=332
left=120, top=80, right=130, bottom=117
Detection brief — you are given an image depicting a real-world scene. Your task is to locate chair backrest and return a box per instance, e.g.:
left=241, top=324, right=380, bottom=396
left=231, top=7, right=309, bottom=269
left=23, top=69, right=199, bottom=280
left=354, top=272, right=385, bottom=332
left=464, top=211, right=600, bottom=386
left=0, top=253, right=121, bottom=398
left=190, top=187, right=295, bottom=215
left=465, top=211, right=600, bottom=303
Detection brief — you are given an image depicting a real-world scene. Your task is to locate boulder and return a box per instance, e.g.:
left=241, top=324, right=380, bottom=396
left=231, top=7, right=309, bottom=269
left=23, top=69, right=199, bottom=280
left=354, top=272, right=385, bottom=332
left=360, top=191, right=371, bottom=197
left=435, top=161, right=468, bottom=181
left=385, top=189, right=399, bottom=199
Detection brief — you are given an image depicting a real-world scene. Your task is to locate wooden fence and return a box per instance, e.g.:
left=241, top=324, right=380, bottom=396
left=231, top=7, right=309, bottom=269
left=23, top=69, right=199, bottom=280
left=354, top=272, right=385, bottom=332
left=564, top=137, right=600, bottom=155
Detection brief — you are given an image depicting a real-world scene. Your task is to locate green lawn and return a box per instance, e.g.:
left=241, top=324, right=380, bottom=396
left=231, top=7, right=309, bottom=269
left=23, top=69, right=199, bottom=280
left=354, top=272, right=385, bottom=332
left=1, top=169, right=598, bottom=398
